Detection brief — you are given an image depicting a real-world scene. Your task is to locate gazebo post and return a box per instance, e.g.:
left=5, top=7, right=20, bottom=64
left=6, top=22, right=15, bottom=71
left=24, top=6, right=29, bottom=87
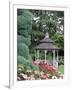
left=35, top=50, right=36, bottom=60
left=37, top=50, right=39, bottom=60
left=53, top=50, right=56, bottom=67
left=45, top=50, right=47, bottom=62
left=56, top=50, right=58, bottom=68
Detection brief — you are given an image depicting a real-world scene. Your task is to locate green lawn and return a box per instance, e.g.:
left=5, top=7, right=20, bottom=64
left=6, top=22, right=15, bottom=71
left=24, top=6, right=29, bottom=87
left=58, top=65, right=64, bottom=74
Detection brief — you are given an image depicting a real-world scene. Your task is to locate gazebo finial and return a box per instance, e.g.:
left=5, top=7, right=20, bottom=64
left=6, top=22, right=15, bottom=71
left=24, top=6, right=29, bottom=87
left=45, top=32, right=49, bottom=38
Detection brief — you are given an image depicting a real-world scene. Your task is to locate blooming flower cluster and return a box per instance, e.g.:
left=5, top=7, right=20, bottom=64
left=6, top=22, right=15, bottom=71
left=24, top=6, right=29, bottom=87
left=17, top=61, right=63, bottom=80
left=33, top=60, right=56, bottom=73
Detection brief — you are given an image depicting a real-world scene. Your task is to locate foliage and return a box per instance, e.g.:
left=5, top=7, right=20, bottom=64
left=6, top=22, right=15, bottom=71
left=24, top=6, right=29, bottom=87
left=58, top=56, right=64, bottom=65
left=31, top=10, right=64, bottom=38
left=17, top=56, right=28, bottom=65
left=58, top=65, right=64, bottom=74
left=17, top=16, right=32, bottom=36
left=17, top=9, right=64, bottom=80
left=31, top=64, right=39, bottom=71
left=17, top=9, right=33, bottom=67
left=31, top=30, right=45, bottom=41
left=17, top=43, right=30, bottom=59
left=17, top=35, right=31, bottom=46
left=29, top=10, right=64, bottom=53
left=51, top=33, right=64, bottom=50
left=17, top=10, right=33, bottom=37
left=17, top=64, right=25, bottom=74
left=17, top=56, right=38, bottom=73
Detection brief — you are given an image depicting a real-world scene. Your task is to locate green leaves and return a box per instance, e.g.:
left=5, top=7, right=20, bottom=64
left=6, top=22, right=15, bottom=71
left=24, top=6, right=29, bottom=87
left=17, top=56, right=32, bottom=66
left=17, top=10, right=32, bottom=36
left=17, top=35, right=31, bottom=46
left=17, top=10, right=33, bottom=70
left=31, top=10, right=64, bottom=38
left=17, top=16, right=32, bottom=34
left=17, top=56, right=27, bottom=65
left=51, top=33, right=64, bottom=49
left=31, top=30, right=45, bottom=40
left=17, top=43, right=30, bottom=60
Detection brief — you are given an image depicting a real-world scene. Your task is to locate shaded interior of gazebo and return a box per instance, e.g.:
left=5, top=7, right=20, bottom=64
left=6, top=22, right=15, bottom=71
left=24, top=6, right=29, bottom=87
left=35, top=33, right=59, bottom=68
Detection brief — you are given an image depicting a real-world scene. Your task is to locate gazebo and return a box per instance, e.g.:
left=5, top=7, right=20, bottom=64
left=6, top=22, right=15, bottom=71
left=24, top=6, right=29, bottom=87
left=35, top=33, right=59, bottom=68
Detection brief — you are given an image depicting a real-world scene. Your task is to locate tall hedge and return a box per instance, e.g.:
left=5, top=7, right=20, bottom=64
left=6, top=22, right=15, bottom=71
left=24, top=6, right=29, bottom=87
left=17, top=43, right=30, bottom=60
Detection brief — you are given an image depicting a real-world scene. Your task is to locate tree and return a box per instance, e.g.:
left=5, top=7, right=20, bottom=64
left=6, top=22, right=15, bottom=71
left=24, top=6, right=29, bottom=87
left=30, top=10, right=64, bottom=38
left=51, top=33, right=64, bottom=50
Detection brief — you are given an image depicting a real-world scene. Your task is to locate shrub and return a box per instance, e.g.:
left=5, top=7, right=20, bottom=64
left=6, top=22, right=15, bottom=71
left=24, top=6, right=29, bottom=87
left=17, top=10, right=32, bottom=36
left=17, top=64, right=25, bottom=75
left=17, top=56, right=29, bottom=72
left=17, top=56, right=27, bottom=65
left=31, top=64, right=39, bottom=71
left=17, top=35, right=31, bottom=46
left=17, top=43, right=30, bottom=59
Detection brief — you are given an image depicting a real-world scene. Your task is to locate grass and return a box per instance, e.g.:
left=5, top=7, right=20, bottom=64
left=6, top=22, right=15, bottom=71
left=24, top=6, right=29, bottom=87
left=58, top=65, right=64, bottom=74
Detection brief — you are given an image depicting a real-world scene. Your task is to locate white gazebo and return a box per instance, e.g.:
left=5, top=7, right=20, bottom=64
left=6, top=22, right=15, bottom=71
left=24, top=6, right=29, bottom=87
left=35, top=33, right=59, bottom=68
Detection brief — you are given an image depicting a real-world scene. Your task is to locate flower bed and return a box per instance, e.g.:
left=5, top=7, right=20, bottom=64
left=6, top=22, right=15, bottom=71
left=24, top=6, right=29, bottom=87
left=17, top=61, right=63, bottom=81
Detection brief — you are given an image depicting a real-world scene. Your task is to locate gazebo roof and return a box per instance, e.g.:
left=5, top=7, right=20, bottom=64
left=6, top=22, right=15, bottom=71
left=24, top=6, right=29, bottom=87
left=35, top=43, right=59, bottom=50
left=35, top=32, right=59, bottom=50
left=40, top=37, right=54, bottom=43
